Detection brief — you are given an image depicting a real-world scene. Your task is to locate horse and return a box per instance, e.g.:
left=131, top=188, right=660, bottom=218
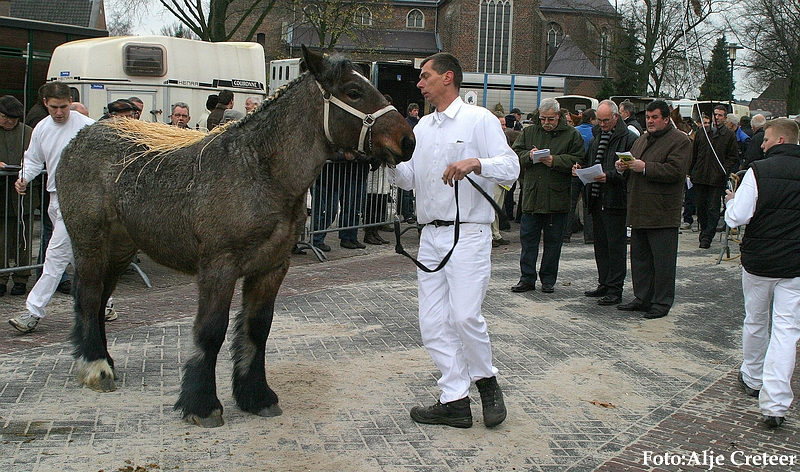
left=56, top=46, right=415, bottom=428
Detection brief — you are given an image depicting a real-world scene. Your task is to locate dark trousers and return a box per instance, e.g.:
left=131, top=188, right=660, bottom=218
left=399, top=189, right=415, bottom=219
left=682, top=184, right=695, bottom=224
left=566, top=177, right=592, bottom=239
left=590, top=203, right=627, bottom=297
left=311, top=163, right=367, bottom=244
left=503, top=181, right=517, bottom=220
left=694, top=183, right=724, bottom=243
left=630, top=227, right=679, bottom=314
left=519, top=212, right=568, bottom=286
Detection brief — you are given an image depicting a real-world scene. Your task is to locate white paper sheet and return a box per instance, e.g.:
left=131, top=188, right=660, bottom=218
left=575, top=164, right=605, bottom=185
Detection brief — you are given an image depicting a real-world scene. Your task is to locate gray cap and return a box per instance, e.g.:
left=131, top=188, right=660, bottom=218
left=0, top=95, right=25, bottom=118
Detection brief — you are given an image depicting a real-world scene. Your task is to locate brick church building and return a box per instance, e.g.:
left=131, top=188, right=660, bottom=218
left=245, top=0, right=620, bottom=97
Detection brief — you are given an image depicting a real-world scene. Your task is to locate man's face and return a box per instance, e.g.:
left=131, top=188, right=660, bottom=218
left=45, top=97, right=71, bottom=124
left=713, top=109, right=727, bottom=127
left=417, top=61, right=451, bottom=109
left=498, top=116, right=506, bottom=130
left=245, top=99, right=256, bottom=113
left=408, top=107, right=419, bottom=118
left=170, top=106, right=190, bottom=128
left=761, top=127, right=784, bottom=153
left=131, top=101, right=143, bottom=119
left=113, top=110, right=136, bottom=119
left=596, top=105, right=618, bottom=133
left=539, top=109, right=558, bottom=131
left=0, top=112, right=19, bottom=131
left=645, top=109, right=669, bottom=133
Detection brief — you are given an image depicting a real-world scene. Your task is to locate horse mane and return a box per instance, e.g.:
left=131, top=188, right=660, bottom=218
left=102, top=119, right=208, bottom=153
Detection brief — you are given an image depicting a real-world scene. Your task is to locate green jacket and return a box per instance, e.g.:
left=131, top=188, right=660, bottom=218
left=512, top=112, right=584, bottom=213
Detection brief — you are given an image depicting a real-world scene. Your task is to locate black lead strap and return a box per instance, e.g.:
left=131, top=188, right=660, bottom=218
left=394, top=175, right=509, bottom=273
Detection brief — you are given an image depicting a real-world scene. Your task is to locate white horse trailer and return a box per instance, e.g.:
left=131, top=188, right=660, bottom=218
left=47, top=36, right=266, bottom=129
left=460, top=73, right=566, bottom=116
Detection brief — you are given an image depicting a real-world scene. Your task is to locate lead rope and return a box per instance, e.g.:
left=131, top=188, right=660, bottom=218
left=393, top=176, right=509, bottom=272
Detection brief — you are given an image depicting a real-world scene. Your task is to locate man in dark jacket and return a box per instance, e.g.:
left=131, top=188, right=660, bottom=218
left=742, top=114, right=766, bottom=169
left=690, top=105, right=738, bottom=249
left=207, top=90, right=234, bottom=131
left=511, top=98, right=584, bottom=293
left=724, top=117, right=800, bottom=429
left=620, top=100, right=643, bottom=136
left=616, top=100, right=691, bottom=319
left=574, top=100, right=638, bottom=306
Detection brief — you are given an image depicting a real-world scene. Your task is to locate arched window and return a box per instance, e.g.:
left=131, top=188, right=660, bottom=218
left=355, top=7, right=372, bottom=26
left=546, top=22, right=564, bottom=62
left=407, top=9, right=425, bottom=28
left=477, top=0, right=513, bottom=74
left=598, top=27, right=610, bottom=76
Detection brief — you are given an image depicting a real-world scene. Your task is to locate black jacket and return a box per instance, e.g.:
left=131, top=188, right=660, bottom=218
left=580, top=119, right=639, bottom=211
left=742, top=128, right=765, bottom=169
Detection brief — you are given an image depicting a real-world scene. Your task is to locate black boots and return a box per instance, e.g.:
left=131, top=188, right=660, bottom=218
left=476, top=376, right=507, bottom=427
left=410, top=397, right=473, bottom=428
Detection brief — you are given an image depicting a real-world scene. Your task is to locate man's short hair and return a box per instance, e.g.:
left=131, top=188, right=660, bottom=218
left=41, top=82, right=71, bottom=101
left=206, top=94, right=219, bottom=111
left=171, top=102, right=190, bottom=114
left=218, top=90, right=234, bottom=106
left=580, top=109, right=596, bottom=124
left=538, top=98, right=560, bottom=114
left=645, top=99, right=671, bottom=119
left=751, top=114, right=766, bottom=129
left=620, top=100, right=635, bottom=115
left=598, top=100, right=619, bottom=116
left=246, top=96, right=262, bottom=106
left=421, top=52, right=463, bottom=90
left=764, top=117, right=800, bottom=145
left=714, top=104, right=728, bottom=115
left=407, top=102, right=419, bottom=113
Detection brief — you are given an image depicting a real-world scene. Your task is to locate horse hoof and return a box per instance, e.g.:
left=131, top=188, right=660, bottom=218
left=76, top=358, right=117, bottom=392
left=185, top=410, right=225, bottom=428
left=256, top=404, right=283, bottom=417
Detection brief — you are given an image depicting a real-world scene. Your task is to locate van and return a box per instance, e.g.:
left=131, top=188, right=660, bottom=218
left=555, top=95, right=599, bottom=114
left=47, top=36, right=267, bottom=129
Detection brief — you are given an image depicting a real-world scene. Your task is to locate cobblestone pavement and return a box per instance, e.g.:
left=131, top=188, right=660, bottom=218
left=1, top=223, right=797, bottom=471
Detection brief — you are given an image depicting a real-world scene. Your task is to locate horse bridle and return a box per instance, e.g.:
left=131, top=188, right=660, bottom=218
left=316, top=81, right=397, bottom=154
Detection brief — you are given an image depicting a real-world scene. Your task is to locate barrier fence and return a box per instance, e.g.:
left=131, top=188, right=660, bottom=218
left=299, top=160, right=416, bottom=261
left=0, top=171, right=46, bottom=279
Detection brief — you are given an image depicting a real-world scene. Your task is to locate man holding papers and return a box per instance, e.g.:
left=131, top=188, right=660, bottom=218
left=511, top=98, right=584, bottom=293
left=573, top=100, right=638, bottom=305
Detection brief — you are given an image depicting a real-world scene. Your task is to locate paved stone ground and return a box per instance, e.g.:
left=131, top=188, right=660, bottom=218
left=1, top=222, right=797, bottom=471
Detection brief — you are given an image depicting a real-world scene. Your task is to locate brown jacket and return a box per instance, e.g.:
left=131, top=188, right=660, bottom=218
left=626, top=127, right=692, bottom=229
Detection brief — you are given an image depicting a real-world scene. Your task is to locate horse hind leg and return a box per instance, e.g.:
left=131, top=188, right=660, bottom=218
left=230, top=266, right=288, bottom=418
left=174, top=269, right=237, bottom=428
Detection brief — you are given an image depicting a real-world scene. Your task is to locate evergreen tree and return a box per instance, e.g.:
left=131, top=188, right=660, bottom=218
left=611, top=21, right=643, bottom=96
left=698, top=36, right=733, bottom=101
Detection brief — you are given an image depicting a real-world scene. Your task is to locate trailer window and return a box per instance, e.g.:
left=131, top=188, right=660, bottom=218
left=124, top=44, right=166, bottom=77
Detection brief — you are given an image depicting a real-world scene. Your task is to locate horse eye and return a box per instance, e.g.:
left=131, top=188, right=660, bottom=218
left=346, top=90, right=361, bottom=100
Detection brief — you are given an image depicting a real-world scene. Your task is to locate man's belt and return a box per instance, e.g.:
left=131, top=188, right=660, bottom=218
left=426, top=220, right=455, bottom=227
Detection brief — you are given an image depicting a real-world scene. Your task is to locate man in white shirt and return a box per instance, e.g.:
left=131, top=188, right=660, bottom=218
left=725, top=117, right=800, bottom=428
left=389, top=52, right=519, bottom=428
left=8, top=82, right=94, bottom=333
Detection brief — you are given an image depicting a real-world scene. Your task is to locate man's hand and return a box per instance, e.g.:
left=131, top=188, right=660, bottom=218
left=627, top=158, right=646, bottom=173
left=571, top=163, right=581, bottom=177
left=594, top=172, right=607, bottom=183
left=442, top=158, right=481, bottom=187
left=14, top=178, right=27, bottom=195
left=725, top=189, right=735, bottom=202
left=539, top=155, right=554, bottom=168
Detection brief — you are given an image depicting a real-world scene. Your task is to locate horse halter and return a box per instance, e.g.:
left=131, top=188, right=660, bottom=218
left=316, top=81, right=396, bottom=154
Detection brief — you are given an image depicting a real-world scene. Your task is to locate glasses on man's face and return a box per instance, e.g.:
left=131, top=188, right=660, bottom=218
left=539, top=116, right=557, bottom=122
left=597, top=118, right=613, bottom=124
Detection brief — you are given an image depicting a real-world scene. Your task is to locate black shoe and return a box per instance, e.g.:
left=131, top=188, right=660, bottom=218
left=598, top=295, right=622, bottom=306
left=617, top=300, right=650, bottom=312
left=643, top=308, right=668, bottom=319
left=563, top=236, right=571, bottom=243
left=56, top=280, right=72, bottom=295
left=699, top=241, right=711, bottom=249
left=584, top=286, right=608, bottom=297
left=511, top=282, right=536, bottom=293
left=340, top=239, right=366, bottom=249
left=738, top=372, right=760, bottom=398
left=364, top=233, right=384, bottom=245
left=314, top=243, right=331, bottom=252
left=475, top=376, right=507, bottom=428
left=541, top=283, right=555, bottom=293
left=10, top=282, right=27, bottom=296
left=763, top=416, right=785, bottom=428
left=0, top=284, right=6, bottom=297
left=410, top=397, right=473, bottom=428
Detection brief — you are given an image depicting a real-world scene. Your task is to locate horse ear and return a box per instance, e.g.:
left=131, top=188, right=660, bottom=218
left=302, top=45, right=326, bottom=78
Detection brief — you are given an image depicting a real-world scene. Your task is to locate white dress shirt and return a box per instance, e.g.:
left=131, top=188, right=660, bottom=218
left=725, top=168, right=758, bottom=228
left=388, top=97, right=519, bottom=225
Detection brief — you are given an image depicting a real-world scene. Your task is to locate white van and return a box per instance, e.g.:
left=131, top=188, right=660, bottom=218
left=47, top=36, right=267, bottom=129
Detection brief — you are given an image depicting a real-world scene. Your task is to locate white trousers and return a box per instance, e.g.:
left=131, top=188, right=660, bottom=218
left=26, top=193, right=74, bottom=319
left=739, top=268, right=800, bottom=417
left=417, top=223, right=498, bottom=403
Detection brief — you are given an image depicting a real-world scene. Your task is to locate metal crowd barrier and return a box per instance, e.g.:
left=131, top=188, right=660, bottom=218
left=298, top=160, right=413, bottom=261
left=0, top=171, right=45, bottom=278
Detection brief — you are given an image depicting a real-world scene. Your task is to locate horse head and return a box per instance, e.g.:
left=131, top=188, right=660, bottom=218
left=302, top=46, right=415, bottom=166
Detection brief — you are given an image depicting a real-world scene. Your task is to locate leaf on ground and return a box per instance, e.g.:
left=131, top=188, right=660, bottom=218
left=589, top=400, right=616, bottom=408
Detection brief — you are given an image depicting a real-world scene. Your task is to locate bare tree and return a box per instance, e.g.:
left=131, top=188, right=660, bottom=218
left=159, top=22, right=201, bottom=40
left=732, top=0, right=800, bottom=115
left=282, top=0, right=391, bottom=51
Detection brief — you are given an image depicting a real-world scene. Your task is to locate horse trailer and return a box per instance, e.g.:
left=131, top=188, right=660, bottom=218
left=461, top=73, right=566, bottom=116
left=555, top=95, right=599, bottom=114
left=47, top=36, right=267, bottom=129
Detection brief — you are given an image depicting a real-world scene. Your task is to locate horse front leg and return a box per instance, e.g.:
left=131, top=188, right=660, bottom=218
left=71, top=265, right=116, bottom=392
left=174, top=269, right=237, bottom=428
left=230, top=263, right=288, bottom=417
